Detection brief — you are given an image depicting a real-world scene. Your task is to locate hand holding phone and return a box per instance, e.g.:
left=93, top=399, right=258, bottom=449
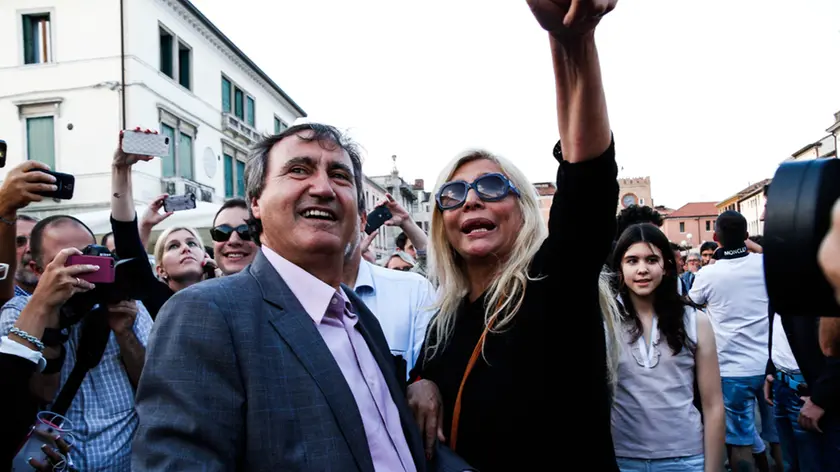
left=163, top=193, right=197, bottom=212
left=365, top=206, right=393, bottom=235
left=26, top=168, right=74, bottom=200
left=66, top=255, right=115, bottom=284
left=121, top=128, right=170, bottom=157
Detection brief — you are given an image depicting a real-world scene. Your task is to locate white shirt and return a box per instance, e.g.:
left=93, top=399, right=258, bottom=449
left=353, top=260, right=437, bottom=377
left=689, top=252, right=769, bottom=377
left=0, top=335, right=46, bottom=371
left=772, top=314, right=800, bottom=372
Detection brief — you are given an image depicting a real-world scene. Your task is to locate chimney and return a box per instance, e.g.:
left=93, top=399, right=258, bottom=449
left=413, top=179, right=424, bottom=190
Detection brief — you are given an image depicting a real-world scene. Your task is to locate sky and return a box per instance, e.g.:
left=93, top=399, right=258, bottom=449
left=191, top=0, right=840, bottom=209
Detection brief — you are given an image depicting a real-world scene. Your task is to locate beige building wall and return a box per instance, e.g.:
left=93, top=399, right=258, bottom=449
left=617, top=177, right=652, bottom=214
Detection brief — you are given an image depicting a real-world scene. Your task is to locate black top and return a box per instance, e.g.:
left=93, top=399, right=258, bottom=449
left=413, top=140, right=619, bottom=471
left=110, top=216, right=173, bottom=319
left=0, top=353, right=41, bottom=467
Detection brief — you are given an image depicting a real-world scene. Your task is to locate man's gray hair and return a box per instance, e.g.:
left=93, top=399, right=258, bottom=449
left=687, top=251, right=701, bottom=261
left=244, top=123, right=365, bottom=245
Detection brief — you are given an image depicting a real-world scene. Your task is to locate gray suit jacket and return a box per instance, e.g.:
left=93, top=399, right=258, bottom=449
left=131, top=252, right=426, bottom=471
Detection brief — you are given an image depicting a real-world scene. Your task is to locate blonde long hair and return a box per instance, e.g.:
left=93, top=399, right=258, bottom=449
left=425, top=150, right=547, bottom=360
left=425, top=149, right=622, bottom=387
left=153, top=226, right=205, bottom=273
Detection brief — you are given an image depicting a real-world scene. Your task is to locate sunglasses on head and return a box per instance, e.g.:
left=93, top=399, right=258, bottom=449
left=436, top=173, right=520, bottom=211
left=210, top=224, right=251, bottom=243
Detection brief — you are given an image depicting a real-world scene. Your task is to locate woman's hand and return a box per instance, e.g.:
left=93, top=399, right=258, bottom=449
left=113, top=127, right=156, bottom=169
left=407, top=379, right=446, bottom=459
left=141, top=194, right=174, bottom=229
left=202, top=256, right=223, bottom=279
left=527, top=0, right=617, bottom=37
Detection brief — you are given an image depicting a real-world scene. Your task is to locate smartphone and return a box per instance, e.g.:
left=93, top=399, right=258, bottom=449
left=0, top=139, right=7, bottom=168
left=163, top=193, right=197, bottom=212
left=66, top=255, right=115, bottom=283
left=365, top=206, right=393, bottom=235
left=0, top=263, right=8, bottom=281
left=121, top=129, right=170, bottom=157
left=26, top=169, right=74, bottom=200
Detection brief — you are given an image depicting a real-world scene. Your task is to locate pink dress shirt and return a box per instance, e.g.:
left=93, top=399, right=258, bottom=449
left=261, top=246, right=416, bottom=472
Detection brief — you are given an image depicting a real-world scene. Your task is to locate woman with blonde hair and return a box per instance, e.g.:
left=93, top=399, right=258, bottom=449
left=152, top=226, right=219, bottom=292
left=407, top=1, right=620, bottom=470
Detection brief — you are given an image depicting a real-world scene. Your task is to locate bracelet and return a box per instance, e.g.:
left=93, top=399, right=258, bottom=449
left=9, top=327, right=45, bottom=351
left=0, top=214, right=16, bottom=226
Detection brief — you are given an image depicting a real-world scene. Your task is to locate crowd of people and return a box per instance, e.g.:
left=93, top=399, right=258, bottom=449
left=1, top=1, right=840, bottom=471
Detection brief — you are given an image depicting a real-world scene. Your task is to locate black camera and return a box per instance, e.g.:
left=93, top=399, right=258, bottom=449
left=60, top=244, right=145, bottom=328
left=764, top=158, right=840, bottom=318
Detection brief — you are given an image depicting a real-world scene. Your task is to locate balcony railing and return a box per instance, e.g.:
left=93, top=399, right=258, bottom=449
left=222, top=112, right=261, bottom=144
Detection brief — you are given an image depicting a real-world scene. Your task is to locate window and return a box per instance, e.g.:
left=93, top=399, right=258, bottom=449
left=246, top=96, right=255, bottom=127
left=705, top=220, right=711, bottom=231
left=178, top=41, right=191, bottom=89
left=221, top=77, right=231, bottom=113
left=223, top=143, right=248, bottom=197
left=159, top=108, right=196, bottom=180
left=224, top=153, right=234, bottom=198
left=679, top=222, right=685, bottom=233
left=160, top=124, right=176, bottom=177
left=22, top=13, right=52, bottom=64
left=178, top=133, right=193, bottom=180
left=159, top=28, right=174, bottom=78
left=639, top=198, right=645, bottom=206
left=159, top=25, right=191, bottom=90
left=274, top=116, right=288, bottom=134
left=221, top=74, right=256, bottom=128
left=26, top=116, right=55, bottom=167
left=234, top=88, right=244, bottom=119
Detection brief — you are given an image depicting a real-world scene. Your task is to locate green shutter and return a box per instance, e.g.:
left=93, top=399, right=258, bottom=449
left=160, top=124, right=176, bottom=177
left=224, top=154, right=234, bottom=198
left=274, top=117, right=280, bottom=134
left=236, top=160, right=246, bottom=198
left=26, top=116, right=55, bottom=168
left=179, top=133, right=193, bottom=180
left=246, top=97, right=255, bottom=127
left=234, top=89, right=244, bottom=120
left=221, top=78, right=231, bottom=113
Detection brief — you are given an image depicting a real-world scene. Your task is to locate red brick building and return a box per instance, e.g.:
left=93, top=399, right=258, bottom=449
left=662, top=202, right=718, bottom=248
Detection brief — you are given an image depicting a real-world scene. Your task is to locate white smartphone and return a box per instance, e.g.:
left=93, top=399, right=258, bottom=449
left=0, top=263, right=7, bottom=281
left=121, top=129, right=170, bottom=157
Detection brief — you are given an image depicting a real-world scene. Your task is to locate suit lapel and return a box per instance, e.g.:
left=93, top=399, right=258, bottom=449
left=344, top=285, right=427, bottom=472
left=251, top=253, right=375, bottom=472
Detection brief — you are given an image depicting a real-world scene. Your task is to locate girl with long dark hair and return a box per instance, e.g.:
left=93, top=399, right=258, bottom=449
left=610, top=223, right=725, bottom=472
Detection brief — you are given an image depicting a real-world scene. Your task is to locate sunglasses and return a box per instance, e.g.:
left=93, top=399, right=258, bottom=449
left=16, top=235, right=28, bottom=248
left=436, top=173, right=520, bottom=211
left=210, top=224, right=252, bottom=243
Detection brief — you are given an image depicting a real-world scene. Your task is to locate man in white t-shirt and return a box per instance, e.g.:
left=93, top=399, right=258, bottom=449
left=689, top=211, right=770, bottom=471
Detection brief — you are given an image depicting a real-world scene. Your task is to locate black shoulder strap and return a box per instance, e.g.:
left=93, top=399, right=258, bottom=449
left=51, top=307, right=112, bottom=416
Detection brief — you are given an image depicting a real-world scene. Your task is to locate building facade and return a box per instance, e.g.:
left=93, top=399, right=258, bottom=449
left=617, top=176, right=652, bottom=214
left=532, top=181, right=556, bottom=225
left=662, top=202, right=718, bottom=248
left=715, top=179, right=770, bottom=236
left=0, top=0, right=305, bottom=221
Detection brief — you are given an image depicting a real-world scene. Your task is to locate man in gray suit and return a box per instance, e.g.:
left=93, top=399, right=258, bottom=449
left=132, top=124, right=425, bottom=471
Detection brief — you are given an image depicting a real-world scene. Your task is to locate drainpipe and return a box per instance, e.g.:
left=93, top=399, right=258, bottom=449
left=119, top=0, right=127, bottom=129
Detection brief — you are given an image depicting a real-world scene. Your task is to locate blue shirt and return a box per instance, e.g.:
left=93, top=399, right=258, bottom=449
left=0, top=294, right=152, bottom=471
left=352, top=260, right=437, bottom=376
left=13, top=285, right=29, bottom=298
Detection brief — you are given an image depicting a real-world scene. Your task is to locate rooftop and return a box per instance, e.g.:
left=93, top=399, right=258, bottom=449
left=666, top=202, right=719, bottom=219
left=717, top=178, right=771, bottom=206
left=179, top=0, right=306, bottom=116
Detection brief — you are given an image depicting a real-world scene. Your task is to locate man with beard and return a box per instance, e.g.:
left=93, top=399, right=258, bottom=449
left=14, top=214, right=39, bottom=296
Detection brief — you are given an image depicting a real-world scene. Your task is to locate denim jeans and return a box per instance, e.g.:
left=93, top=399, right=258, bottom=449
left=616, top=454, right=704, bottom=472
left=722, top=375, right=765, bottom=445
left=773, top=378, right=821, bottom=472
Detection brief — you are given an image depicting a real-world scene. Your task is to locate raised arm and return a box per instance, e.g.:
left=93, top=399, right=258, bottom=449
left=0, top=162, right=56, bottom=304
left=528, top=0, right=615, bottom=163
left=529, top=1, right=619, bottom=278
